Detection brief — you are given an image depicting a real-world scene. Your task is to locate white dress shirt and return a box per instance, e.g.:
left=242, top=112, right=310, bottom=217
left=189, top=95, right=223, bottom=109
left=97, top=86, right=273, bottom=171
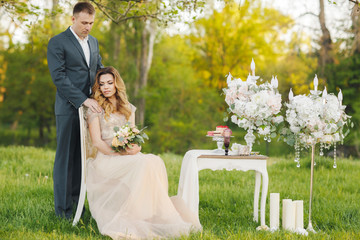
left=70, top=26, right=90, bottom=67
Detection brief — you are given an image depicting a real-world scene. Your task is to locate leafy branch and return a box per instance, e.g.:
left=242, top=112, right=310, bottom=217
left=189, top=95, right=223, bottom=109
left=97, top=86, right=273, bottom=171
left=89, top=0, right=205, bottom=24
left=89, top=0, right=159, bottom=23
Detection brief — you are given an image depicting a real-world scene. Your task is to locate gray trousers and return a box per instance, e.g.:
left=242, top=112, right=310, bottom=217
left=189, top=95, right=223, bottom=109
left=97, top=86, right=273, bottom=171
left=53, top=114, right=81, bottom=218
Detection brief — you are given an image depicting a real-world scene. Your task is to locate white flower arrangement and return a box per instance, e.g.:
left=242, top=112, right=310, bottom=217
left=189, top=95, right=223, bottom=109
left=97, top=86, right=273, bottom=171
left=281, top=77, right=353, bottom=167
left=223, top=60, right=283, bottom=149
left=284, top=89, right=351, bottom=145
left=222, top=60, right=352, bottom=163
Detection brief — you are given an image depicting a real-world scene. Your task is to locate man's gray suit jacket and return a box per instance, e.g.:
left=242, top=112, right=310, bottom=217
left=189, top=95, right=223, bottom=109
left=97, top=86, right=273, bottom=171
left=47, top=27, right=103, bottom=115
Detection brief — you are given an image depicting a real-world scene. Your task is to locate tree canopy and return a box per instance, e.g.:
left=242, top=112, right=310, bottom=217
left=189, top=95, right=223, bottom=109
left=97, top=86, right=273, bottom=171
left=0, top=0, right=359, bottom=156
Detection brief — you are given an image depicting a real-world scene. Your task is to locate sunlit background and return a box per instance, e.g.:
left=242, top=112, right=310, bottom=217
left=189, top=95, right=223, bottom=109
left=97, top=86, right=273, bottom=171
left=0, top=0, right=359, bottom=157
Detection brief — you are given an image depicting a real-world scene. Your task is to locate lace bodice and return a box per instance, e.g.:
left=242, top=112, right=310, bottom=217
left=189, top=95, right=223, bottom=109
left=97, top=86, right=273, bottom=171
left=86, top=104, right=136, bottom=145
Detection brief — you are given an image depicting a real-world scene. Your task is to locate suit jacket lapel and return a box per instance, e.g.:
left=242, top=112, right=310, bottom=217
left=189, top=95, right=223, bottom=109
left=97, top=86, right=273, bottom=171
left=88, top=38, right=94, bottom=67
left=65, top=27, right=88, bottom=67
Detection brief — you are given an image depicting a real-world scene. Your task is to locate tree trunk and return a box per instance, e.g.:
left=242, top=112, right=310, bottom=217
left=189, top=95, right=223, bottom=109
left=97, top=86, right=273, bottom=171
left=135, top=20, right=156, bottom=127
left=133, top=22, right=144, bottom=99
left=112, top=22, right=121, bottom=62
left=39, top=117, right=44, bottom=143
left=51, top=0, right=59, bottom=29
left=10, top=120, right=18, bottom=130
left=351, top=4, right=360, bottom=54
left=318, top=0, right=333, bottom=78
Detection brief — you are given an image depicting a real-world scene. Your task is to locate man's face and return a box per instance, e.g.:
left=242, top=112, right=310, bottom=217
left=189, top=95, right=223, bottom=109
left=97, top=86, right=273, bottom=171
left=72, top=11, right=95, bottom=39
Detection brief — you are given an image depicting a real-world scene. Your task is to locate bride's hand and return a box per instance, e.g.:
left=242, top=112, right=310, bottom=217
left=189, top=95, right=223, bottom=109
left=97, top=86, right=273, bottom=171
left=126, top=144, right=141, bottom=155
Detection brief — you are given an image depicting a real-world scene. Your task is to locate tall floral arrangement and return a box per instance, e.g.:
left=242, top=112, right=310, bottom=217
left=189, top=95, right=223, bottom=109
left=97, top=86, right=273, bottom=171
left=280, top=75, right=353, bottom=233
left=281, top=75, right=352, bottom=167
left=223, top=59, right=283, bottom=151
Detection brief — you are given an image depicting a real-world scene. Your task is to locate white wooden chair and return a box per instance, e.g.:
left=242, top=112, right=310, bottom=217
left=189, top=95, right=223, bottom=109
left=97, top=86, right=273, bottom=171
left=72, top=106, right=88, bottom=226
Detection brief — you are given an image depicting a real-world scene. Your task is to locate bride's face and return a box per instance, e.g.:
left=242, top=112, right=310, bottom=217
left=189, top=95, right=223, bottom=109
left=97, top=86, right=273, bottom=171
left=99, top=73, right=116, bottom=99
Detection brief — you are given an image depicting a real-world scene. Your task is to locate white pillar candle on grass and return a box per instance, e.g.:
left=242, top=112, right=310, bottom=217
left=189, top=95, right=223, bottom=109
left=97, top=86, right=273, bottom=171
left=294, top=200, right=304, bottom=229
left=282, top=199, right=295, bottom=230
left=292, top=201, right=296, bottom=230
left=270, top=193, right=280, bottom=229
left=282, top=199, right=291, bottom=229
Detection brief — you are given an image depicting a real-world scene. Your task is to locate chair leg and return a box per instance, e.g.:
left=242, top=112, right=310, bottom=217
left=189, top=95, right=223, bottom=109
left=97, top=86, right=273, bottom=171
left=72, top=182, right=86, bottom=226
left=72, top=106, right=87, bottom=226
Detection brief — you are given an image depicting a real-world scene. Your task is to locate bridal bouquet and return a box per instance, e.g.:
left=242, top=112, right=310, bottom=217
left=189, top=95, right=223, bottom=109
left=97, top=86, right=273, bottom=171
left=224, top=73, right=284, bottom=148
left=111, top=123, right=148, bottom=152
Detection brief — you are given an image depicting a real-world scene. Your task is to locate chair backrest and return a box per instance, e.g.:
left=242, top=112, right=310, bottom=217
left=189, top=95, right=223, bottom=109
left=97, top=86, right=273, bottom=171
left=72, top=106, right=88, bottom=226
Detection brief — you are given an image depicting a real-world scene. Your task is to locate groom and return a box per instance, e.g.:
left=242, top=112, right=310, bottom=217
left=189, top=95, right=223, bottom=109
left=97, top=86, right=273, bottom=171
left=47, top=1, right=103, bottom=219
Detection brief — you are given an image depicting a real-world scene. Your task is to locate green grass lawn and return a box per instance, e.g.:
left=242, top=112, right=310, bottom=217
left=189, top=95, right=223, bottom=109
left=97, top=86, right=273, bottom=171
left=0, top=146, right=360, bottom=239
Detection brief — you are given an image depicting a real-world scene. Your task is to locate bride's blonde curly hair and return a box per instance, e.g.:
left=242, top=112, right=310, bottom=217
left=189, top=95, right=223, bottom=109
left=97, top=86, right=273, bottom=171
left=92, top=66, right=131, bottom=121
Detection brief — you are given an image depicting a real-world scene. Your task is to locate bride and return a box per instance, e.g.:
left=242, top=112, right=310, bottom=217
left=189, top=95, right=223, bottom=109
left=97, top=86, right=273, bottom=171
left=86, top=66, right=201, bottom=239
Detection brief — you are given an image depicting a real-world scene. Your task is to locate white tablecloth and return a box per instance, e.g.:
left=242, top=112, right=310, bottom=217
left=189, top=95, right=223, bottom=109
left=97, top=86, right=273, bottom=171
left=177, top=149, right=222, bottom=215
left=176, top=149, right=269, bottom=227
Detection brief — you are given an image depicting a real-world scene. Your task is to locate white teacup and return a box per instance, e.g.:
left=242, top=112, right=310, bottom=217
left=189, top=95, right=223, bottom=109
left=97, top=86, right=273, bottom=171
left=230, top=143, right=241, bottom=155
left=239, top=145, right=250, bottom=155
left=231, top=143, right=250, bottom=155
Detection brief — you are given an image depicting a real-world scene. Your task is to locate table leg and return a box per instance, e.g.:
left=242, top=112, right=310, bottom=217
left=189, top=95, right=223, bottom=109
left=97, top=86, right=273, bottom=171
left=260, top=170, right=269, bottom=226
left=253, top=171, right=261, bottom=222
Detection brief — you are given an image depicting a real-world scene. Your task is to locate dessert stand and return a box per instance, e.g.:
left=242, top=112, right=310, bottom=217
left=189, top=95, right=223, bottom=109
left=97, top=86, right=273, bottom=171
left=206, top=135, right=234, bottom=154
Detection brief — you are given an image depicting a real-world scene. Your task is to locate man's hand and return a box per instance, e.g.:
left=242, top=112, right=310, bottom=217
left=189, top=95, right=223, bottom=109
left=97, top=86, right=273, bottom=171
left=83, top=98, right=102, bottom=113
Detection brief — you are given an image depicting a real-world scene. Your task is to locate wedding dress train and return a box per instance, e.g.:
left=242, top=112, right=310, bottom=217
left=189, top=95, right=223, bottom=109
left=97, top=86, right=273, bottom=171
left=86, top=108, right=201, bottom=239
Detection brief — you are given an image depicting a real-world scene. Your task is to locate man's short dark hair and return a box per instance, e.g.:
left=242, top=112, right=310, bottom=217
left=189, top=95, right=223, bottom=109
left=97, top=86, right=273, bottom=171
left=73, top=2, right=95, bottom=16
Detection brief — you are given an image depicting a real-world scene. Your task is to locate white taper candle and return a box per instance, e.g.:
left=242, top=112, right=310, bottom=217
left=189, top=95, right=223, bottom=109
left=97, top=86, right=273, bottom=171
left=289, top=88, right=294, bottom=101
left=313, top=74, right=318, bottom=91
left=338, top=89, right=343, bottom=106
left=251, top=58, right=255, bottom=76
left=227, top=72, right=232, bottom=85
left=274, top=76, right=278, bottom=88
